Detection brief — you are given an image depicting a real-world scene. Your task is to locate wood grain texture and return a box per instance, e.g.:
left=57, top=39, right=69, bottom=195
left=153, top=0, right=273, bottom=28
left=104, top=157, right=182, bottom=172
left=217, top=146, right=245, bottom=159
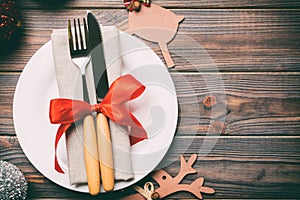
left=14, top=0, right=300, bottom=9
left=2, top=73, right=299, bottom=136
left=0, top=9, right=300, bottom=72
left=1, top=0, right=300, bottom=199
left=1, top=136, right=299, bottom=199
left=173, top=73, right=300, bottom=136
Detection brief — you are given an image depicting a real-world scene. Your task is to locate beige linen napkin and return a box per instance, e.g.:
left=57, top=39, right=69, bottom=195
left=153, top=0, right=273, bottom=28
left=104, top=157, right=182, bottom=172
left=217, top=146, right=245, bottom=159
left=51, top=26, right=134, bottom=185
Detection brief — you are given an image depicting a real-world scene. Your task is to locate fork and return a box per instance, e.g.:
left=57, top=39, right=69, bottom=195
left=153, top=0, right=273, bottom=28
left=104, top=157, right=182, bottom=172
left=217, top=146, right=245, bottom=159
left=68, top=18, right=101, bottom=195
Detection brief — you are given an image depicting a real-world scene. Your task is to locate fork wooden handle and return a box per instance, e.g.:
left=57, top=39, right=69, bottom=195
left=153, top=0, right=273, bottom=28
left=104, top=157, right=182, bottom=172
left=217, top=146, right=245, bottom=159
left=96, top=113, right=114, bottom=191
left=83, top=114, right=101, bottom=195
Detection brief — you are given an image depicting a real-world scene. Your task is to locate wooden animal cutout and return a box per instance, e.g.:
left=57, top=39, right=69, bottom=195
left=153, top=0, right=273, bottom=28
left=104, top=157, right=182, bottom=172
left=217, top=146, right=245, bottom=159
left=126, top=3, right=184, bottom=68
left=120, top=154, right=215, bottom=199
left=152, top=154, right=215, bottom=199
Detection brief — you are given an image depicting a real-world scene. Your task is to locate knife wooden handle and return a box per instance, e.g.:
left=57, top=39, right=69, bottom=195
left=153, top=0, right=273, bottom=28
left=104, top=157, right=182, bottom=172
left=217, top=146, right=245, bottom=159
left=83, top=114, right=101, bottom=195
left=96, top=113, right=114, bottom=191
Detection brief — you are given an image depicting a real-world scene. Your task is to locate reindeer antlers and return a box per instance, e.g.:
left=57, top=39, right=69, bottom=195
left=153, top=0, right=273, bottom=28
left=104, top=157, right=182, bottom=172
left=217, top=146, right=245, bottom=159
left=121, top=154, right=215, bottom=200
left=152, top=154, right=215, bottom=199
left=173, top=154, right=198, bottom=183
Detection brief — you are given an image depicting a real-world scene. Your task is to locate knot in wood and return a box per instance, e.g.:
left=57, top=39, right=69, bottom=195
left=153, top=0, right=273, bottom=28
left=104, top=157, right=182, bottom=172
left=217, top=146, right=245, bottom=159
left=203, top=95, right=217, bottom=109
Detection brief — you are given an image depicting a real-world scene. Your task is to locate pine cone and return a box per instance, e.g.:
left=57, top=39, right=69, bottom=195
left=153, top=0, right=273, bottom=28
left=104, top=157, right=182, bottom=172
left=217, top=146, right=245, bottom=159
left=0, top=160, right=28, bottom=200
left=0, top=0, right=21, bottom=46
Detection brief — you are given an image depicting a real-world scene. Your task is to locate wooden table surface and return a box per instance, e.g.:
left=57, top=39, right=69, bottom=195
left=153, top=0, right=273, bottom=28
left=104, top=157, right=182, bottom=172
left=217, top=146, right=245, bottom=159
left=1, top=0, right=300, bottom=199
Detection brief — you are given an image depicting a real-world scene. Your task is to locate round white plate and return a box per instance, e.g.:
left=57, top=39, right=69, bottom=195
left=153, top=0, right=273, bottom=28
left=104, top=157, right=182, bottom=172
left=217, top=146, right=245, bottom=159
left=13, top=32, right=178, bottom=192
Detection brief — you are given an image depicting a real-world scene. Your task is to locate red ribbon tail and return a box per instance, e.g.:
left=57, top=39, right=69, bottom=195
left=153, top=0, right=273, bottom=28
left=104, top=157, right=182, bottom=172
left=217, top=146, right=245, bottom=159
left=130, top=127, right=148, bottom=145
left=128, top=113, right=148, bottom=145
left=55, top=157, right=64, bottom=174
left=54, top=123, right=72, bottom=174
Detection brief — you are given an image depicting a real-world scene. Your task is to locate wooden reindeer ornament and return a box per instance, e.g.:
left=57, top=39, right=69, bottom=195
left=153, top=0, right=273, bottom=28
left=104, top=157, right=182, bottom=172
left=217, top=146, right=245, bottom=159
left=121, top=154, right=215, bottom=200
left=126, top=3, right=184, bottom=68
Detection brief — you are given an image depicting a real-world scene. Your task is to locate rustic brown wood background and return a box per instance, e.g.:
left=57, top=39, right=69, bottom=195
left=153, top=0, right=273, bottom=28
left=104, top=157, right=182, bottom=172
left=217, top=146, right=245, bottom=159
left=1, top=0, right=300, bottom=199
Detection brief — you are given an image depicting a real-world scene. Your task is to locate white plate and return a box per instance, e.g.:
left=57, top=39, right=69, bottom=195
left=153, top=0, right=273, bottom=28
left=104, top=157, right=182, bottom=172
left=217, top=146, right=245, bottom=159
left=13, top=32, right=178, bottom=192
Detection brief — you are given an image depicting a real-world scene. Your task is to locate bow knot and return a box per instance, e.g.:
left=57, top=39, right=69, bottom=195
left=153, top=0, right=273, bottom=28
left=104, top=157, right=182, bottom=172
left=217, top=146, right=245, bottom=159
left=91, top=104, right=101, bottom=113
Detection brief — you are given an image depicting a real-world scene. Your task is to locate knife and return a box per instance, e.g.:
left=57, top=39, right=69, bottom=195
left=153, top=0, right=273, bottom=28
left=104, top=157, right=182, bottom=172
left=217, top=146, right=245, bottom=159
left=88, top=12, right=114, bottom=192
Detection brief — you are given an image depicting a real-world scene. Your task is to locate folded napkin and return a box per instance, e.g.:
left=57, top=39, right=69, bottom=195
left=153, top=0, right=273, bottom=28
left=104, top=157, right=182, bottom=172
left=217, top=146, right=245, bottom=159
left=51, top=26, right=134, bottom=185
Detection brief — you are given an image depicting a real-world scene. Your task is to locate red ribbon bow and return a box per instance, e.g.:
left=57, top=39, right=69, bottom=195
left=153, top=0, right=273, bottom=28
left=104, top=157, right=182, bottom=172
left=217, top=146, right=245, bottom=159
left=50, top=74, right=147, bottom=173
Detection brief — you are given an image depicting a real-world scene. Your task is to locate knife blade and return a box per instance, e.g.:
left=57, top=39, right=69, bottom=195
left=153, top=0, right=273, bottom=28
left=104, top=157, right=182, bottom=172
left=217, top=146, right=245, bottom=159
left=88, top=12, right=115, bottom=192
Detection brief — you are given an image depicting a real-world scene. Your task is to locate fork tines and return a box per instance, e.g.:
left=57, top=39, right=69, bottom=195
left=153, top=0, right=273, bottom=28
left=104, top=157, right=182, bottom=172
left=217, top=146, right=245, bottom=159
left=68, top=18, right=89, bottom=57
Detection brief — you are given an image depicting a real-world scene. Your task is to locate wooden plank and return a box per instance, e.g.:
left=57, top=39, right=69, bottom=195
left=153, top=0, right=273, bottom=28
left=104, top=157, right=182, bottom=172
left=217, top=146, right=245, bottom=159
left=1, top=73, right=299, bottom=136
left=1, top=136, right=300, bottom=199
left=0, top=73, right=18, bottom=135
left=1, top=9, right=300, bottom=72
left=173, top=72, right=300, bottom=136
left=15, top=0, right=300, bottom=9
